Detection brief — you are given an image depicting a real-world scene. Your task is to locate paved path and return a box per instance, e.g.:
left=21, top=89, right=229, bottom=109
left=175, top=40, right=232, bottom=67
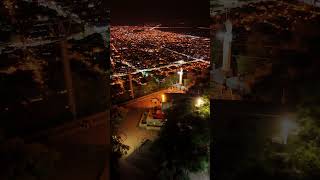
left=47, top=144, right=107, bottom=180
left=118, top=88, right=186, bottom=157
left=118, top=159, right=145, bottom=180
left=118, top=108, right=157, bottom=157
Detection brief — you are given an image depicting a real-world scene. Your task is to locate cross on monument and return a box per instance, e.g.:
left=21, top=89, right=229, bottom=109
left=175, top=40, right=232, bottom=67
left=178, top=68, right=183, bottom=85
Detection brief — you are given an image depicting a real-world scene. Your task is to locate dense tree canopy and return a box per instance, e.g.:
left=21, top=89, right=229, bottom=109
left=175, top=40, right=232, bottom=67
left=152, top=96, right=210, bottom=180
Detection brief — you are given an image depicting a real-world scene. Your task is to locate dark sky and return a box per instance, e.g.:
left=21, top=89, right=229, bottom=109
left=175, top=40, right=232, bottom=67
left=110, top=0, right=210, bottom=26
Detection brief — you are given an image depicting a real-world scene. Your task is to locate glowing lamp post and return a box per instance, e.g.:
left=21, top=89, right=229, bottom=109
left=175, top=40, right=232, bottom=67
left=161, top=94, right=166, bottom=103
left=178, top=68, right=183, bottom=85
left=195, top=97, right=204, bottom=108
left=281, top=116, right=297, bottom=145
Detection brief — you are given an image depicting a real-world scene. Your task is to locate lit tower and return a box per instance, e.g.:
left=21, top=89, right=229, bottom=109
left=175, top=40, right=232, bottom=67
left=222, top=20, right=233, bottom=73
left=178, top=68, right=183, bottom=85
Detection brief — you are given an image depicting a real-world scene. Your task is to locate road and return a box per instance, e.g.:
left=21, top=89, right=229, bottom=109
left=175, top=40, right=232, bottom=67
left=118, top=108, right=156, bottom=157
left=111, top=48, right=209, bottom=78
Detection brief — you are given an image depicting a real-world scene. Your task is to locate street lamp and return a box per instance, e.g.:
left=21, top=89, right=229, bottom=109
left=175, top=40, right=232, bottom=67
left=195, top=97, right=204, bottom=108
left=280, top=115, right=297, bottom=145
left=161, top=94, right=166, bottom=103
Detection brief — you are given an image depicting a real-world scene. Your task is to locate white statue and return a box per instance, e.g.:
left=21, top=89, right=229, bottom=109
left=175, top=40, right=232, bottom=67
left=178, top=68, right=183, bottom=85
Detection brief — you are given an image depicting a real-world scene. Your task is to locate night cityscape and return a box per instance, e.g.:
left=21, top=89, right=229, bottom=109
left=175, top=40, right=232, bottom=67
left=0, top=0, right=109, bottom=179
left=109, top=0, right=211, bottom=180
left=0, top=0, right=320, bottom=180
left=110, top=25, right=210, bottom=103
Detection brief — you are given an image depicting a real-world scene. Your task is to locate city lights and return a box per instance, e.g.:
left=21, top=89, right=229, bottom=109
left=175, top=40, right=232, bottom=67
left=110, top=26, right=210, bottom=100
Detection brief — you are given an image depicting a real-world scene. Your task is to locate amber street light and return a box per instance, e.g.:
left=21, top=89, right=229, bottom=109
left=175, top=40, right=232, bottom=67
left=161, top=94, right=166, bottom=103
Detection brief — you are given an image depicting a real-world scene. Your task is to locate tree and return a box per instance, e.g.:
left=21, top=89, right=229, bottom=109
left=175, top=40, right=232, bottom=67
left=161, top=74, right=179, bottom=88
left=142, top=78, right=158, bottom=94
left=255, top=77, right=320, bottom=180
left=152, top=97, right=210, bottom=180
left=194, top=96, right=210, bottom=119
left=285, top=99, right=320, bottom=179
left=110, top=106, right=129, bottom=179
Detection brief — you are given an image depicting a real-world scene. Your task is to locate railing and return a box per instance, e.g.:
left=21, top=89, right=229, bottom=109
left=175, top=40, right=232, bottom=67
left=26, top=111, right=109, bottom=141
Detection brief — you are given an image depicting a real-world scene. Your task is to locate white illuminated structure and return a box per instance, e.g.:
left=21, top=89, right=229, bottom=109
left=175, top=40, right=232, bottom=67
left=195, top=97, right=204, bottom=108
left=178, top=68, right=183, bottom=85
left=281, top=116, right=298, bottom=145
left=222, top=20, right=233, bottom=72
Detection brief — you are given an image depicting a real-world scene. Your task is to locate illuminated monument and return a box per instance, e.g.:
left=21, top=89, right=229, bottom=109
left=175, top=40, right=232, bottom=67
left=173, top=68, right=187, bottom=91
left=210, top=18, right=249, bottom=96
left=178, top=68, right=183, bottom=85
left=210, top=19, right=233, bottom=85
